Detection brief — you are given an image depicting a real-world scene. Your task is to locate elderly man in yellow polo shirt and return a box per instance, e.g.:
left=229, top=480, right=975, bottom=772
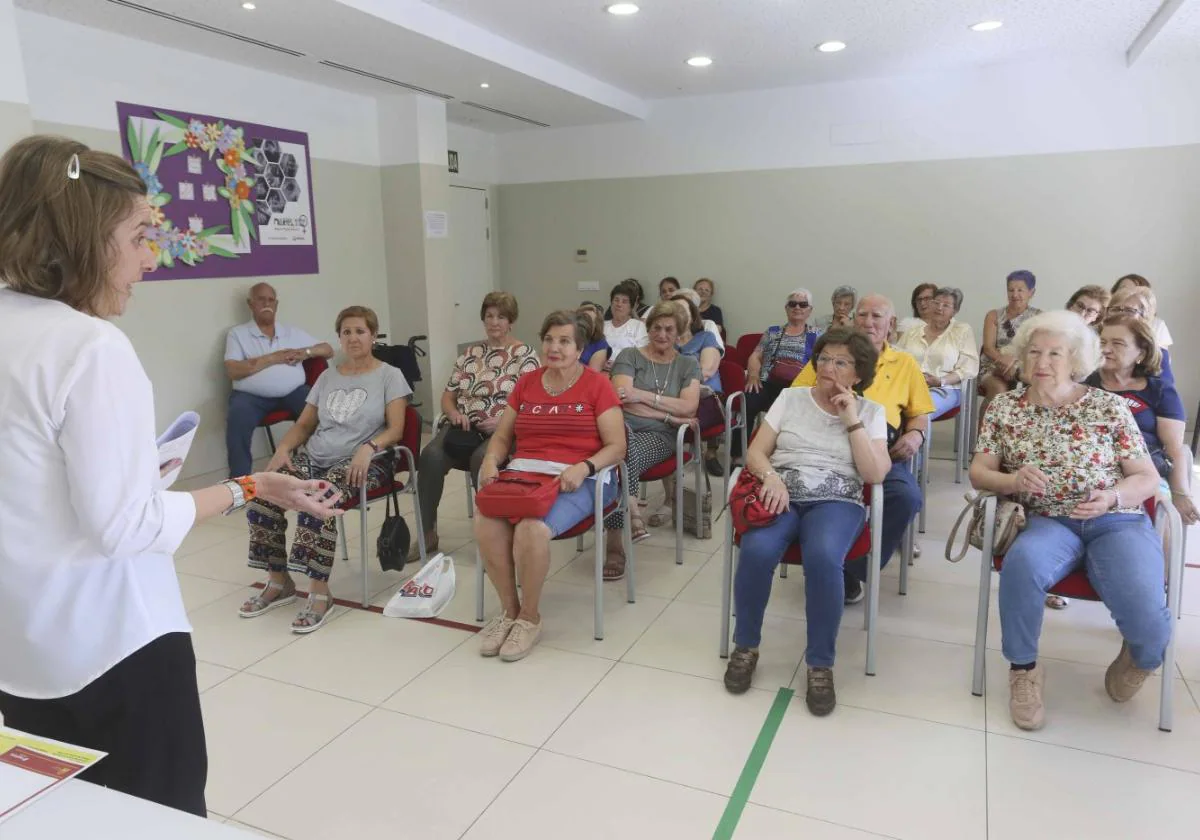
left=793, top=294, right=934, bottom=604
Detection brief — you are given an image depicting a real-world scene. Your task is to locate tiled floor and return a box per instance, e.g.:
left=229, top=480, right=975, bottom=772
left=75, top=454, right=1200, bottom=837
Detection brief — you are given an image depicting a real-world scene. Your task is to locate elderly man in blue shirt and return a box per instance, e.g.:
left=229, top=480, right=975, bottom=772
left=224, top=282, right=333, bottom=478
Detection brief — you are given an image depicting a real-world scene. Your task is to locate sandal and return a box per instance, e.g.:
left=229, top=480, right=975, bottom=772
left=1045, top=594, right=1069, bottom=610
left=603, top=540, right=627, bottom=582
left=647, top=507, right=675, bottom=528
left=239, top=578, right=297, bottom=618
left=291, top=593, right=333, bottom=634
left=629, top=511, right=651, bottom=544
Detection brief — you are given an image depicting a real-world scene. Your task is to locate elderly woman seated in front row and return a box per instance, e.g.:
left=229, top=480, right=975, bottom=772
left=724, top=327, right=890, bottom=716
left=895, top=286, right=979, bottom=419
left=970, top=310, right=1171, bottom=732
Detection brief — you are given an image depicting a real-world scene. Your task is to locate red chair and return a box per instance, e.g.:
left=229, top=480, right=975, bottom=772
left=335, top=404, right=426, bottom=607
left=719, top=468, right=886, bottom=675
left=915, top=376, right=976, bottom=537
left=970, top=494, right=1185, bottom=731
left=473, top=464, right=635, bottom=640
left=639, top=422, right=703, bottom=566
left=260, top=357, right=328, bottom=452
left=708, top=361, right=748, bottom=501
left=728, top=332, right=763, bottom=369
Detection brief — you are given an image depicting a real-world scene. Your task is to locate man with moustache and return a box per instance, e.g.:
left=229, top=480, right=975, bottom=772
left=224, top=282, right=333, bottom=478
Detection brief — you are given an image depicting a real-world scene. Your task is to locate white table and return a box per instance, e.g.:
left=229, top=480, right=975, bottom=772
left=4, top=779, right=255, bottom=838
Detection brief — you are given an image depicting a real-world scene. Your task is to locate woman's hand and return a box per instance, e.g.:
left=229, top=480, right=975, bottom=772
left=1174, top=494, right=1200, bottom=525
left=559, top=463, right=590, bottom=493
left=831, top=383, right=859, bottom=427
left=265, top=447, right=295, bottom=475
left=617, top=385, right=641, bottom=405
left=760, top=473, right=789, bottom=515
left=889, top=431, right=922, bottom=462
left=253, top=472, right=344, bottom=518
left=1069, top=488, right=1117, bottom=520
left=997, top=354, right=1019, bottom=379
left=447, top=410, right=471, bottom=431
left=478, top=457, right=500, bottom=488
left=476, top=414, right=500, bottom=434
left=347, top=445, right=374, bottom=487
left=1010, top=465, right=1050, bottom=497
left=744, top=375, right=762, bottom=393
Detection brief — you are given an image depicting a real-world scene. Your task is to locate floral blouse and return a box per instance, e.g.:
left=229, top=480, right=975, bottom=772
left=976, top=387, right=1148, bottom=517
left=446, top=342, right=540, bottom=424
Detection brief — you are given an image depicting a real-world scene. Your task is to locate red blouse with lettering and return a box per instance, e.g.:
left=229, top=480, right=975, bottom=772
left=507, top=367, right=620, bottom=465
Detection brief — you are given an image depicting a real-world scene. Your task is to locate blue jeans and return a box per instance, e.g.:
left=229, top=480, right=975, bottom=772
left=929, top=387, right=962, bottom=419
left=540, top=477, right=618, bottom=538
left=226, top=385, right=310, bottom=478
left=733, top=500, right=866, bottom=667
left=846, top=460, right=921, bottom=581
left=999, top=513, right=1171, bottom=669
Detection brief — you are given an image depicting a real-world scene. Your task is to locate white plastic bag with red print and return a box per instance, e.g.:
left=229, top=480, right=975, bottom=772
left=383, top=553, right=455, bottom=619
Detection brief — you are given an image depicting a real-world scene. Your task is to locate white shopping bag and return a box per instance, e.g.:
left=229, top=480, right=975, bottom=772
left=383, top=553, right=455, bottom=619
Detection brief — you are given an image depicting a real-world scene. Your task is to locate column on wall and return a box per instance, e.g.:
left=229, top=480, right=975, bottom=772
left=376, top=93, right=453, bottom=415
left=1, top=0, right=34, bottom=149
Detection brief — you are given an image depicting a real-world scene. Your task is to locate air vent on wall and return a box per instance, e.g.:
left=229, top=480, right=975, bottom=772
left=318, top=61, right=453, bottom=100
left=104, top=0, right=306, bottom=57
left=460, top=101, right=549, bottom=128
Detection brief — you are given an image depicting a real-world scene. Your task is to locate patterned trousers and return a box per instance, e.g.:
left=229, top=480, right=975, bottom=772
left=605, top=428, right=677, bottom=531
left=246, top=449, right=391, bottom=582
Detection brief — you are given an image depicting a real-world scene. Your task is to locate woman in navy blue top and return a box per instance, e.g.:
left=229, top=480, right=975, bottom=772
left=576, top=304, right=612, bottom=372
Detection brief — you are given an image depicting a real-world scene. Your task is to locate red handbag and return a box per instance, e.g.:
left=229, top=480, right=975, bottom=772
left=728, top=470, right=780, bottom=537
left=474, top=471, right=561, bottom=523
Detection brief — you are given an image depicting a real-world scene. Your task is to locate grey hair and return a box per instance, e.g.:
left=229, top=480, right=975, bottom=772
left=934, top=286, right=963, bottom=313
left=671, top=287, right=702, bottom=308
left=788, top=287, right=814, bottom=304
left=831, top=285, right=857, bottom=303
left=1011, top=310, right=1102, bottom=381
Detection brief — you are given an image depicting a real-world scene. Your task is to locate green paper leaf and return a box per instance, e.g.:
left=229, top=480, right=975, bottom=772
left=181, top=253, right=196, bottom=266
left=153, top=111, right=189, bottom=131
left=146, top=127, right=163, bottom=172
left=217, top=187, right=231, bottom=199
left=215, top=159, right=230, bottom=175
left=163, top=140, right=188, bottom=158
left=151, top=192, right=171, bottom=207
left=200, top=225, right=228, bottom=237
left=162, top=252, right=175, bottom=268
left=243, top=205, right=258, bottom=242
left=125, top=118, right=141, bottom=161
left=208, top=245, right=236, bottom=258
left=231, top=209, right=243, bottom=245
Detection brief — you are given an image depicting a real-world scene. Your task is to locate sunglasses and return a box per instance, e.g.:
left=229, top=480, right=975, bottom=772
left=786, top=301, right=812, bottom=309
left=1003, top=320, right=1016, bottom=340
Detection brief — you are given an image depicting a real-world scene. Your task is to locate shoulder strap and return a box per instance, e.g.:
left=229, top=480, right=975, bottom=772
left=944, top=491, right=990, bottom=563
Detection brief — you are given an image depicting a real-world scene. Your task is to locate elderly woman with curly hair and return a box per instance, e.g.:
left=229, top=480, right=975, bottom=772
left=970, top=310, right=1171, bottom=732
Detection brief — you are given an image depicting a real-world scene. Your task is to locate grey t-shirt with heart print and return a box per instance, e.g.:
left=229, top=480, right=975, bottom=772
left=304, top=362, right=412, bottom=468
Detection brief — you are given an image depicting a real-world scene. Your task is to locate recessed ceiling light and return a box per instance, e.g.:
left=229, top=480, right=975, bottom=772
left=241, top=2, right=256, bottom=9
left=479, top=82, right=490, bottom=88
left=969, top=20, right=1003, bottom=32
left=605, top=3, right=639, bottom=15
left=686, top=56, right=713, bottom=67
left=816, top=40, right=846, bottom=53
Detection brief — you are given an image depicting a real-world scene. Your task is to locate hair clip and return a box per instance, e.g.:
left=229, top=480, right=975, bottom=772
left=66, top=153, right=81, bottom=180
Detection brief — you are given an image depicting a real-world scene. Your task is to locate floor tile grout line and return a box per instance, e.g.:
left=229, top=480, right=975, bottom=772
left=735, top=799, right=905, bottom=840
left=986, top=729, right=1200, bottom=777
left=983, top=656, right=991, bottom=840
left=536, top=745, right=736, bottom=800
left=373, top=632, right=477, bottom=709
left=454, top=750, right=540, bottom=840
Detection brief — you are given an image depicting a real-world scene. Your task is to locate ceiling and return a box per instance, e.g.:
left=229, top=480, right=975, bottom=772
left=16, top=0, right=1200, bottom=133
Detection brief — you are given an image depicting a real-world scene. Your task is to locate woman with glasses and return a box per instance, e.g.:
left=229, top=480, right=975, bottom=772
left=980, top=270, right=1042, bottom=410
left=896, top=283, right=938, bottom=336
left=1107, top=287, right=1175, bottom=384
left=723, top=327, right=889, bottom=716
left=1066, top=285, right=1111, bottom=329
left=895, top=287, right=978, bottom=418
left=1112, top=274, right=1172, bottom=348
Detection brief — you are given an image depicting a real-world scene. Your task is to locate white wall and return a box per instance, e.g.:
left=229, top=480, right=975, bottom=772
left=448, top=122, right=499, bottom=185
left=495, top=56, right=1200, bottom=184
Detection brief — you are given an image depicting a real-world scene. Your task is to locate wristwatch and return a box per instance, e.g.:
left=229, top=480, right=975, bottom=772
left=220, top=476, right=257, bottom=516
left=583, top=459, right=597, bottom=477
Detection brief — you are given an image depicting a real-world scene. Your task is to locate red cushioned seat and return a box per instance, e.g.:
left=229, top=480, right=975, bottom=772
left=641, top=450, right=693, bottom=481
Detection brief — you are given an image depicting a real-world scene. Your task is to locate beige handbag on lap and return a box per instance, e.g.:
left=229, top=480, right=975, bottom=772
left=945, top=491, right=1027, bottom=563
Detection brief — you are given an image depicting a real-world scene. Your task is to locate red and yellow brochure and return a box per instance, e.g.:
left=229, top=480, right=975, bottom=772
left=0, top=727, right=106, bottom=824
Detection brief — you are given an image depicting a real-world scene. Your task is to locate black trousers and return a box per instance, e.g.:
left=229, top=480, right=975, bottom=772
left=0, top=632, right=208, bottom=817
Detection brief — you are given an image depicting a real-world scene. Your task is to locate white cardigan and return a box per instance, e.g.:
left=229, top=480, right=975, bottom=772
left=0, top=288, right=196, bottom=698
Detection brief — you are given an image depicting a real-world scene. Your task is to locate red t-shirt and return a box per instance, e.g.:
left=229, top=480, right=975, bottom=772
left=507, top=367, right=620, bottom=465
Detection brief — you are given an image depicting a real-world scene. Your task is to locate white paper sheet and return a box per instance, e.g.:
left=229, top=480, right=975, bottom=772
left=156, top=411, right=199, bottom=489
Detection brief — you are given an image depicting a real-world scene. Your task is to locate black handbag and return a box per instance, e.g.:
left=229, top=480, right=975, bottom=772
left=443, top=426, right=487, bottom=463
left=376, top=486, right=411, bottom=572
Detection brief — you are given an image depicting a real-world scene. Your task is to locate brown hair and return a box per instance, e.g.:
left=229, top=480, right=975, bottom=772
left=1109, top=286, right=1158, bottom=320
left=1066, top=284, right=1111, bottom=312
left=335, top=305, right=380, bottom=336
left=658, top=276, right=680, bottom=295
left=668, top=291, right=704, bottom=334
left=479, top=290, right=518, bottom=323
left=610, top=279, right=638, bottom=306
left=1100, top=314, right=1162, bottom=377
left=539, top=309, right=588, bottom=349
left=645, top=300, right=687, bottom=335
left=909, top=283, right=937, bottom=317
left=811, top=327, right=879, bottom=395
left=693, top=277, right=714, bottom=295
left=1111, top=273, right=1150, bottom=294
left=0, top=135, right=147, bottom=316
left=575, top=305, right=604, bottom=342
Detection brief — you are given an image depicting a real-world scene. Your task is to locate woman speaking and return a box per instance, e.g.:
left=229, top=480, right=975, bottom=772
left=0, top=136, right=343, bottom=816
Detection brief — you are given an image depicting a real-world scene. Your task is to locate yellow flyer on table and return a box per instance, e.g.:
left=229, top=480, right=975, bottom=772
left=0, top=727, right=106, bottom=824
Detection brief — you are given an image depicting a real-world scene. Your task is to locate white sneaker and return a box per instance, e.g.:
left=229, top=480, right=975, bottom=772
left=478, top=615, right=515, bottom=657
left=499, top=618, right=542, bottom=662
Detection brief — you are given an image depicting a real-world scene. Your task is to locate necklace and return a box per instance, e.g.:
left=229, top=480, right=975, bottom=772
left=542, top=365, right=583, bottom=396
left=648, top=353, right=676, bottom=396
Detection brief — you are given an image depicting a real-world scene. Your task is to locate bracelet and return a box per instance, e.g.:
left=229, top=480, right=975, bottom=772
left=1171, top=490, right=1192, bottom=499
left=845, top=421, right=865, bottom=434
left=366, top=440, right=381, bottom=453
left=665, top=413, right=672, bottom=424
left=221, top=475, right=258, bottom=516
left=583, top=459, right=597, bottom=477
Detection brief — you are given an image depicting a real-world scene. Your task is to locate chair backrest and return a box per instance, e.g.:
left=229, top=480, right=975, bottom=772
left=734, top=333, right=763, bottom=365
left=302, top=356, right=328, bottom=387
left=718, top=360, right=746, bottom=395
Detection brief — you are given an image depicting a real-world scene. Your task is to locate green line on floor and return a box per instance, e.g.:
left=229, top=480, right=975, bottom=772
left=712, top=686, right=794, bottom=840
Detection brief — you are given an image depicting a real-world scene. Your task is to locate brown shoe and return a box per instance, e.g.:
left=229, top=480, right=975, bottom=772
left=724, top=647, right=759, bottom=694
left=1105, top=641, right=1152, bottom=703
left=805, top=667, right=836, bottom=716
left=1009, top=664, right=1045, bottom=730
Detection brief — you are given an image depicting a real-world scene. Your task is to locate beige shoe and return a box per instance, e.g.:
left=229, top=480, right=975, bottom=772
left=1009, top=664, right=1045, bottom=730
left=1105, top=641, right=1152, bottom=703
left=499, top=618, right=542, bottom=662
left=407, top=533, right=438, bottom=564
left=478, top=615, right=515, bottom=657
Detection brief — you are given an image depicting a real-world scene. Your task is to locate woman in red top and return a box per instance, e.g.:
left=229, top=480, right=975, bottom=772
left=474, top=311, right=627, bottom=661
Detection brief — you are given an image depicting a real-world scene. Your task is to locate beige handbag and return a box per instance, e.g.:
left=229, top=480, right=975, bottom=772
left=945, top=491, right=1027, bottom=563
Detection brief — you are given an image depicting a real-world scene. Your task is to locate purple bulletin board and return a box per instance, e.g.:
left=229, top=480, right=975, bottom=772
left=115, top=102, right=319, bottom=280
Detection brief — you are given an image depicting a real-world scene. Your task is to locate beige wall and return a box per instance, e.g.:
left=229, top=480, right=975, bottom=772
left=498, top=143, right=1200, bottom=422
left=34, top=121, right=391, bottom=482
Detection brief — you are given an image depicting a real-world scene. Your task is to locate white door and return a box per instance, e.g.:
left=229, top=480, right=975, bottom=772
left=449, top=185, right=494, bottom=348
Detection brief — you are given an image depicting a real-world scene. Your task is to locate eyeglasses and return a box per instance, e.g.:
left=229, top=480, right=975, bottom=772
left=786, top=301, right=812, bottom=309
left=1108, top=306, right=1144, bottom=317
left=815, top=355, right=854, bottom=370
left=1070, top=302, right=1102, bottom=318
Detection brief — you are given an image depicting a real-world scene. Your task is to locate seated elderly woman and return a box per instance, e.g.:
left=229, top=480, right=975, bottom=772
left=1066, top=285, right=1111, bottom=328
left=1108, top=286, right=1174, bottom=384
left=895, top=286, right=979, bottom=418
left=414, top=291, right=539, bottom=561
left=604, top=279, right=649, bottom=354
left=970, top=310, right=1172, bottom=731
left=1112, top=273, right=1172, bottom=348
left=671, top=295, right=722, bottom=393
left=473, top=311, right=627, bottom=661
left=724, top=327, right=890, bottom=715
left=814, top=285, right=857, bottom=333
left=576, top=303, right=612, bottom=371
left=895, top=282, right=938, bottom=336
left=979, top=270, right=1042, bottom=407
left=694, top=277, right=724, bottom=329
left=240, top=305, right=411, bottom=633
left=607, top=301, right=701, bottom=554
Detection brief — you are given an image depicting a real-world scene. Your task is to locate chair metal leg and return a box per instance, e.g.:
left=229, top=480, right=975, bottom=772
left=865, top=486, right=883, bottom=676
left=919, top=431, right=930, bottom=534
left=675, top=442, right=686, bottom=567
left=719, top=483, right=736, bottom=658
left=971, top=497, right=997, bottom=697
left=899, top=524, right=912, bottom=596
left=622, top=467, right=636, bottom=606
left=1159, top=501, right=1184, bottom=731
left=464, top=471, right=475, bottom=519
left=475, top=545, right=485, bottom=623
left=593, top=475, right=605, bottom=641
left=359, top=485, right=370, bottom=608
left=779, top=563, right=788, bottom=579
left=337, top=518, right=350, bottom=564
left=577, top=533, right=585, bottom=552
left=264, top=424, right=276, bottom=454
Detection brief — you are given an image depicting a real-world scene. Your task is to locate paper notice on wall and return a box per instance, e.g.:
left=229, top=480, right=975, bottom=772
left=0, top=727, right=106, bottom=825
left=156, top=410, right=200, bottom=489
left=424, top=211, right=448, bottom=239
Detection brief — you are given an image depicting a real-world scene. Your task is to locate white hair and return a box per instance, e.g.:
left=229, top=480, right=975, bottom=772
left=1011, top=310, right=1102, bottom=381
left=671, top=287, right=702, bottom=308
left=787, top=287, right=813, bottom=303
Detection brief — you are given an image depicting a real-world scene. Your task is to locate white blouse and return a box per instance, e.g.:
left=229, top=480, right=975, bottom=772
left=896, top=319, right=980, bottom=387
left=604, top=317, right=649, bottom=354
left=0, top=288, right=196, bottom=698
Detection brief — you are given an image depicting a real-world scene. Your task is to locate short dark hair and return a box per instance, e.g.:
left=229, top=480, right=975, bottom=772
left=479, top=290, right=518, bottom=322
left=909, top=283, right=938, bottom=317
left=610, top=279, right=637, bottom=305
left=811, top=327, right=879, bottom=395
left=659, top=276, right=680, bottom=294
left=335, top=305, right=380, bottom=336
left=540, top=309, right=588, bottom=349
left=1112, top=273, right=1150, bottom=294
